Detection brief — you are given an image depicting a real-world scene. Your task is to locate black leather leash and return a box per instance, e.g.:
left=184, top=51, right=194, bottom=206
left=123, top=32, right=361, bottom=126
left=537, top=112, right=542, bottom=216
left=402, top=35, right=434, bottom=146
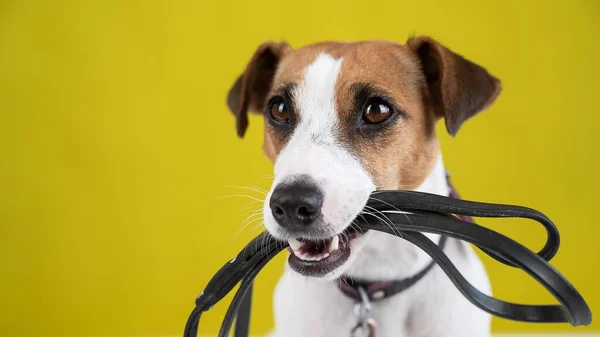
left=336, top=173, right=459, bottom=303
left=184, top=190, right=592, bottom=337
left=234, top=283, right=252, bottom=337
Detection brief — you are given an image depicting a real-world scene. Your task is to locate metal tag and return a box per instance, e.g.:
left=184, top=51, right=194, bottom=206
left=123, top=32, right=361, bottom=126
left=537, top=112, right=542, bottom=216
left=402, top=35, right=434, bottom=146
left=350, top=287, right=377, bottom=337
left=350, top=317, right=377, bottom=337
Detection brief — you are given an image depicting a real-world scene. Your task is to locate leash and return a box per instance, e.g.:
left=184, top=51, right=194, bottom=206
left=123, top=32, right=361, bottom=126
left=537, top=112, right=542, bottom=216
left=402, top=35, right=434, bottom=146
left=233, top=283, right=252, bottom=337
left=336, top=173, right=459, bottom=304
left=183, top=190, right=592, bottom=337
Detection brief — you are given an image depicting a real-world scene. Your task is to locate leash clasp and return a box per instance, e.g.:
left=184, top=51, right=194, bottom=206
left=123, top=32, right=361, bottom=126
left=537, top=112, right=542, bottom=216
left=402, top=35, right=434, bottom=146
left=350, top=287, right=377, bottom=337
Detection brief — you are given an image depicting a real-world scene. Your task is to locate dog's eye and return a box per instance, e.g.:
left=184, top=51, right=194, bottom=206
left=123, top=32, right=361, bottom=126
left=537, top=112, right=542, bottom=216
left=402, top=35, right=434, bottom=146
left=269, top=99, right=290, bottom=123
left=363, top=101, right=391, bottom=124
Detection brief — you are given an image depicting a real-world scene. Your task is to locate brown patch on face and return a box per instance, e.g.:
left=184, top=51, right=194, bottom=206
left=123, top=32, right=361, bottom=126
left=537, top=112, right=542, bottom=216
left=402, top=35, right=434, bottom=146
left=253, top=39, right=499, bottom=190
left=326, top=41, right=441, bottom=190
left=260, top=41, right=441, bottom=189
left=261, top=43, right=349, bottom=162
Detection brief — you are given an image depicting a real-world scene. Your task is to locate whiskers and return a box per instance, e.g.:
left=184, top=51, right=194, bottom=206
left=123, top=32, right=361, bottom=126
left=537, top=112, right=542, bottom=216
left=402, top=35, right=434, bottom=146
left=358, top=190, right=422, bottom=239
left=215, top=185, right=269, bottom=202
left=218, top=185, right=287, bottom=261
left=352, top=219, right=365, bottom=233
left=214, top=194, right=265, bottom=203
left=234, top=208, right=264, bottom=238
left=360, top=205, right=403, bottom=238
left=259, top=227, right=288, bottom=263
left=225, top=185, right=268, bottom=196
left=367, top=196, right=414, bottom=228
left=217, top=185, right=269, bottom=240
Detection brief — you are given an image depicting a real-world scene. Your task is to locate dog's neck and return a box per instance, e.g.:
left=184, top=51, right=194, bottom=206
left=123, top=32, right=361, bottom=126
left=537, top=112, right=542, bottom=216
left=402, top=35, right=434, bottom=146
left=342, top=153, right=449, bottom=281
left=413, top=154, right=450, bottom=197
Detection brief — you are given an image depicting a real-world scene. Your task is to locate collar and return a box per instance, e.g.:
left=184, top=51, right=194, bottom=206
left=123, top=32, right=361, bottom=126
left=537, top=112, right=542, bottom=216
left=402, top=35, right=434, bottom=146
left=445, top=171, right=475, bottom=223
left=335, top=171, right=472, bottom=303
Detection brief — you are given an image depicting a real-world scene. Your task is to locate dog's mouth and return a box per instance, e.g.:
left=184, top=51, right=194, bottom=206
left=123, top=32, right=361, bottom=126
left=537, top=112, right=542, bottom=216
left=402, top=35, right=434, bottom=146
left=286, top=227, right=363, bottom=277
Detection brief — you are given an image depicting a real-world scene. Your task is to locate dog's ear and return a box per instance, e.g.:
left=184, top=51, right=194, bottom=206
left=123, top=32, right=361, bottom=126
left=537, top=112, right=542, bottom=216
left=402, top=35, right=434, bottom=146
left=407, top=36, right=501, bottom=136
left=227, top=42, right=290, bottom=138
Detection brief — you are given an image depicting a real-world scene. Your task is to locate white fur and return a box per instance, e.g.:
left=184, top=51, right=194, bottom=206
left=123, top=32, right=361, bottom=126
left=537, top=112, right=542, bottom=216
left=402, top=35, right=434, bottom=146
left=263, top=53, right=375, bottom=265
left=263, top=54, right=491, bottom=337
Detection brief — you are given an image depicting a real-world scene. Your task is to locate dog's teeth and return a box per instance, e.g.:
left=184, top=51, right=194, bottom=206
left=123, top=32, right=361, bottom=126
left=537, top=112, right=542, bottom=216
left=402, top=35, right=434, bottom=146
left=289, top=238, right=334, bottom=262
left=329, top=235, right=339, bottom=253
left=316, top=253, right=330, bottom=261
left=298, top=252, right=313, bottom=261
left=288, top=238, right=303, bottom=252
left=293, top=251, right=331, bottom=261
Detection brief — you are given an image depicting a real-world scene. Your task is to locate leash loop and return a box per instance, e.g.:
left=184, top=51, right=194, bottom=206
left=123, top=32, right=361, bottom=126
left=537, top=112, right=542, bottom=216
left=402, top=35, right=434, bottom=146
left=183, top=190, right=593, bottom=337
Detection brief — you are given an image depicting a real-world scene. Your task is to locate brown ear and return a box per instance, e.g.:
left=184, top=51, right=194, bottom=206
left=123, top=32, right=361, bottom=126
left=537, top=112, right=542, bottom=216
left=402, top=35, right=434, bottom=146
left=226, top=42, right=290, bottom=138
left=407, top=36, right=501, bottom=136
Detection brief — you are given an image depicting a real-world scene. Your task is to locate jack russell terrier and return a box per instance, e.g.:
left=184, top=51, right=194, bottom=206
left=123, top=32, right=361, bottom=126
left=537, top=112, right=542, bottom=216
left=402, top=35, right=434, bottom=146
left=226, top=36, right=501, bottom=337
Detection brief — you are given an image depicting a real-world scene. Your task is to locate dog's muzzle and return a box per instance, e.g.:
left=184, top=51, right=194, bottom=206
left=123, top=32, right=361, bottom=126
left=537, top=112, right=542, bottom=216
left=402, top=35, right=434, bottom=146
left=183, top=190, right=593, bottom=337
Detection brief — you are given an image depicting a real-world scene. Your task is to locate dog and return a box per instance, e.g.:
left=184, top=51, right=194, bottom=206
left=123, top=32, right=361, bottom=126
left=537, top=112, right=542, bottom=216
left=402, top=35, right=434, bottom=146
left=226, top=36, right=501, bottom=337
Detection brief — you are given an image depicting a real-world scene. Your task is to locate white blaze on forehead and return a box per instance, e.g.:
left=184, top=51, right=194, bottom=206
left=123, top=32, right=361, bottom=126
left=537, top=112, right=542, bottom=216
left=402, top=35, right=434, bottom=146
left=295, top=53, right=343, bottom=139
left=272, top=53, right=345, bottom=179
left=272, top=52, right=346, bottom=178
left=264, top=52, right=375, bottom=242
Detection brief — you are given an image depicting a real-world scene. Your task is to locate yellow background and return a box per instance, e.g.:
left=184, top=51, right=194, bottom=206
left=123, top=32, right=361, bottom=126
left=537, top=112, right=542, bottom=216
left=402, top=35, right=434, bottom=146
left=1, top=0, right=598, bottom=336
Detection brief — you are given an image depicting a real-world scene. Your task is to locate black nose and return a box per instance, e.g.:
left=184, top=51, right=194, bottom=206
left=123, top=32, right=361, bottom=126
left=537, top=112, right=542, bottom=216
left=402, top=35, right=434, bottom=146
left=269, top=177, right=324, bottom=229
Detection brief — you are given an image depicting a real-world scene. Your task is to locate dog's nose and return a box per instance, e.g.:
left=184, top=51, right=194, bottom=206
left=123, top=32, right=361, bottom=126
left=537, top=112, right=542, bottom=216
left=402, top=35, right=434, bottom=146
left=269, top=178, right=324, bottom=229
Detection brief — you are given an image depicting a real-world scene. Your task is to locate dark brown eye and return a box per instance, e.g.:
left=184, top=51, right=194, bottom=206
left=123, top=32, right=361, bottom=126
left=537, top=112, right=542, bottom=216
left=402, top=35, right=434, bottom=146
left=363, top=101, right=391, bottom=124
left=269, top=100, right=290, bottom=123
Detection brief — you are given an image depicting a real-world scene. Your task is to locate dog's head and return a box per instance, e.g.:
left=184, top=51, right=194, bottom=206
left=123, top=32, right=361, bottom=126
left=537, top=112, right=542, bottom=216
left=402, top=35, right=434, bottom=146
left=226, top=37, right=500, bottom=279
